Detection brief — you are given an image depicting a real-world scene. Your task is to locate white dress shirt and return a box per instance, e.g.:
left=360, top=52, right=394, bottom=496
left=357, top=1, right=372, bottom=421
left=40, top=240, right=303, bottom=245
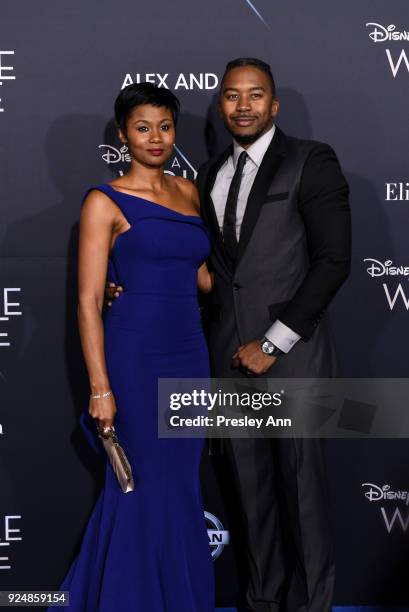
left=210, top=125, right=301, bottom=354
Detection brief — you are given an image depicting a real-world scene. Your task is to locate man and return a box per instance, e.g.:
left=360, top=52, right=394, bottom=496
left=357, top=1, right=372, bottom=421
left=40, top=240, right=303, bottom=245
left=107, top=58, right=351, bottom=611
left=196, top=57, right=351, bottom=612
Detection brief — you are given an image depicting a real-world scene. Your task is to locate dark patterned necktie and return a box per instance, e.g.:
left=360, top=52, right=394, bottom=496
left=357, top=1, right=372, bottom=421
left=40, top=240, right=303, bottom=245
left=222, top=150, right=248, bottom=263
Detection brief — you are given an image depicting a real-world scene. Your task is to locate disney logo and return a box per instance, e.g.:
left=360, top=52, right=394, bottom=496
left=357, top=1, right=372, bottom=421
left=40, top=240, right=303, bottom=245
left=362, top=483, right=409, bottom=505
left=366, top=23, right=409, bottom=43
left=363, top=258, right=409, bottom=277
left=98, top=144, right=131, bottom=164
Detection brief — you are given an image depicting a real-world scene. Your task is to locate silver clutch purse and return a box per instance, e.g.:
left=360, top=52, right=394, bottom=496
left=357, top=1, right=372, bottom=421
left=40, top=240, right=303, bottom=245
left=96, top=424, right=134, bottom=493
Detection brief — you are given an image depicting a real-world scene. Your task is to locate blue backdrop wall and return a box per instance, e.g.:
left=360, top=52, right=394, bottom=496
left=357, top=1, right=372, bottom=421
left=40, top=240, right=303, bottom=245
left=1, top=1, right=409, bottom=607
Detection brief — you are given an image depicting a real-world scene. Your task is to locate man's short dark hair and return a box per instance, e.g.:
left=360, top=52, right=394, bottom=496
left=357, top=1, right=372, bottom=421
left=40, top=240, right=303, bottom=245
left=114, top=82, right=180, bottom=132
left=221, top=57, right=276, bottom=97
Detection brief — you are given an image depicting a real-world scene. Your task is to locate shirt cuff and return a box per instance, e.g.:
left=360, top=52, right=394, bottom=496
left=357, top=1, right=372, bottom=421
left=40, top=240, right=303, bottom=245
left=264, top=320, right=301, bottom=353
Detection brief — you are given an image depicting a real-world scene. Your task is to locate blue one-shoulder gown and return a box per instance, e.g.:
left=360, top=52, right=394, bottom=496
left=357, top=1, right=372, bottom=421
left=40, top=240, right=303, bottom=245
left=49, top=184, right=214, bottom=611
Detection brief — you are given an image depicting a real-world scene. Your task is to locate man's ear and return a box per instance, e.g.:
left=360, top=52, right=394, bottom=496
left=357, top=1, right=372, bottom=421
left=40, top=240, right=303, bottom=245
left=271, top=98, right=280, bottom=119
left=217, top=98, right=223, bottom=119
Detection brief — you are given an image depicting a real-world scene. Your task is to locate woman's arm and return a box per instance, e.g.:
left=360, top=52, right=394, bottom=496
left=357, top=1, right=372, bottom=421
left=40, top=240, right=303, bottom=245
left=198, top=262, right=214, bottom=293
left=180, top=178, right=214, bottom=294
left=77, top=190, right=117, bottom=427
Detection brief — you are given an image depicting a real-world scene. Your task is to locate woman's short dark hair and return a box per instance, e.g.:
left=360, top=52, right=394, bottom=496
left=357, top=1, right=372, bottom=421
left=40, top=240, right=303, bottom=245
left=114, top=82, right=180, bottom=132
left=222, top=57, right=276, bottom=97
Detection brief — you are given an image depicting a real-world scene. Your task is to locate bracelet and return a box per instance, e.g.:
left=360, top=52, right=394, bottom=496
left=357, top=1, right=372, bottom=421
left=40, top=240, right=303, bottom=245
left=90, top=390, right=112, bottom=400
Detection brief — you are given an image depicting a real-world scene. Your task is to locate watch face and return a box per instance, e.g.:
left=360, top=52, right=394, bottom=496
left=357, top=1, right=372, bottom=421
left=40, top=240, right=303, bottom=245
left=262, top=341, right=274, bottom=354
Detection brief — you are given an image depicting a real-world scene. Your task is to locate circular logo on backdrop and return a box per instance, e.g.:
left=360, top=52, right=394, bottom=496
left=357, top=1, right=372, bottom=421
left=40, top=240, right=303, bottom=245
left=205, top=511, right=230, bottom=560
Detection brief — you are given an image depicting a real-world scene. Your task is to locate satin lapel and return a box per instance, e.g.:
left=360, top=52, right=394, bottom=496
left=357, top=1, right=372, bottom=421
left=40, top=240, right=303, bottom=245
left=235, top=128, right=287, bottom=268
left=201, top=145, right=232, bottom=268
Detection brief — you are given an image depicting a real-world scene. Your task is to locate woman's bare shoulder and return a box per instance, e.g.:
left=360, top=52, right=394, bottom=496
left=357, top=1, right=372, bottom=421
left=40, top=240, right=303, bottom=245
left=81, top=188, right=118, bottom=222
left=171, top=176, right=200, bottom=211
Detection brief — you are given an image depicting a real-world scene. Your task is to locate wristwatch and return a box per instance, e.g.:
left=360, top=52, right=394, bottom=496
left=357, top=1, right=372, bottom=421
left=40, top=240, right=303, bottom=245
left=260, top=337, right=284, bottom=357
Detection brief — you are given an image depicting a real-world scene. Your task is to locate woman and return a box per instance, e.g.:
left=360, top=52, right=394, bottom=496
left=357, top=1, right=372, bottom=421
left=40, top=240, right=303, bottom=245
left=49, top=83, right=215, bottom=611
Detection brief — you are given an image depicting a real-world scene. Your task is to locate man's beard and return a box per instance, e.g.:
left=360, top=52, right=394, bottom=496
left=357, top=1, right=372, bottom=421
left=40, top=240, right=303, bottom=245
left=228, top=124, right=267, bottom=146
